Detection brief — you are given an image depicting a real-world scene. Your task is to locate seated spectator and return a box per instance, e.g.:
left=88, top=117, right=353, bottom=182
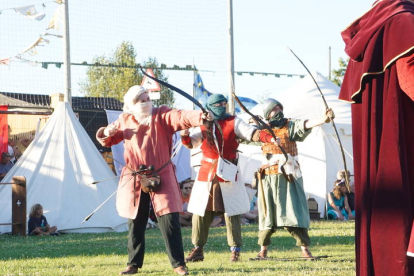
left=210, top=215, right=225, bottom=227
left=146, top=202, right=158, bottom=230
left=0, top=152, right=13, bottom=181
left=327, top=180, right=355, bottom=221
left=7, top=126, right=19, bottom=163
left=179, top=178, right=193, bottom=227
left=183, top=175, right=223, bottom=228
left=28, top=204, right=59, bottom=236
left=242, top=184, right=258, bottom=224
left=8, top=136, right=22, bottom=164
left=336, top=169, right=355, bottom=212
left=346, top=181, right=355, bottom=213
left=17, top=131, right=35, bottom=155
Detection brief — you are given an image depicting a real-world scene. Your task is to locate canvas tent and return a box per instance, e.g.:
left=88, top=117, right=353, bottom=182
left=235, top=72, right=353, bottom=216
left=0, top=102, right=127, bottom=234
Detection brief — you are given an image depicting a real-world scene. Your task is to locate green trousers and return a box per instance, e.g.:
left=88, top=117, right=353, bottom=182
left=258, top=227, right=310, bottom=247
left=192, top=211, right=242, bottom=247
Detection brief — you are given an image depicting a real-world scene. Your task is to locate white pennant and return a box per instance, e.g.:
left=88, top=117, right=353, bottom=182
left=43, top=32, right=63, bottom=38
left=21, top=37, right=50, bottom=55
left=15, top=56, right=38, bottom=67
left=47, top=5, right=64, bottom=31
left=14, top=5, right=46, bottom=21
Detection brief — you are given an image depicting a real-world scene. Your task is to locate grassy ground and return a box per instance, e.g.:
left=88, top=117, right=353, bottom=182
left=0, top=220, right=355, bottom=276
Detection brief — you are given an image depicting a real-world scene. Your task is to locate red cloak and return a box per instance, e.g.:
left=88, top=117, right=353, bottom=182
left=339, top=1, right=414, bottom=275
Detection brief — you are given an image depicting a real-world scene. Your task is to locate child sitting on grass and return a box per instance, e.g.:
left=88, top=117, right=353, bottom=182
left=28, top=204, right=59, bottom=236
left=327, top=180, right=355, bottom=221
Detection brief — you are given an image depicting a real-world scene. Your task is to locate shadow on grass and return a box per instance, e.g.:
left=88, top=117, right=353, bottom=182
left=193, top=224, right=354, bottom=254
left=0, top=223, right=354, bottom=260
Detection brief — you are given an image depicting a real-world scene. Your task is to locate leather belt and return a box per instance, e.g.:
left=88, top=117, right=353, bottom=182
left=202, top=156, right=217, bottom=163
left=262, top=164, right=279, bottom=175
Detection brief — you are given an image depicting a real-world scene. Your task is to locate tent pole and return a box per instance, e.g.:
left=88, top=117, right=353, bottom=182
left=228, top=0, right=235, bottom=115
left=62, top=0, right=72, bottom=105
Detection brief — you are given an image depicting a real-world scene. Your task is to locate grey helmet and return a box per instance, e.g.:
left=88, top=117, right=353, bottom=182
left=263, top=98, right=283, bottom=120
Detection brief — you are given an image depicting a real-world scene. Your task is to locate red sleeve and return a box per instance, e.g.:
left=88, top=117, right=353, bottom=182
left=397, top=53, right=414, bottom=102
left=259, top=130, right=273, bottom=143
left=96, top=119, right=124, bottom=147
left=159, top=106, right=203, bottom=134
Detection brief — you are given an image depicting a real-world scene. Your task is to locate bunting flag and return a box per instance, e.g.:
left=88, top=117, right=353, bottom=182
left=14, top=5, right=46, bottom=21
left=43, top=32, right=63, bottom=38
left=0, top=3, right=63, bottom=69
left=21, top=37, right=50, bottom=55
left=15, top=56, right=38, bottom=67
left=47, top=4, right=64, bottom=31
left=0, top=58, right=10, bottom=66
left=193, top=67, right=212, bottom=109
left=0, top=105, right=8, bottom=154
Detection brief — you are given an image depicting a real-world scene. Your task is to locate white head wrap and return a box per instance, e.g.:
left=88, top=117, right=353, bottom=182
left=123, top=85, right=148, bottom=114
left=123, top=85, right=153, bottom=125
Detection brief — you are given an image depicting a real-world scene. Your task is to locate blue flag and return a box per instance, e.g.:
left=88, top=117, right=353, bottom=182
left=193, top=67, right=257, bottom=114
left=193, top=68, right=212, bottom=109
left=235, top=96, right=258, bottom=114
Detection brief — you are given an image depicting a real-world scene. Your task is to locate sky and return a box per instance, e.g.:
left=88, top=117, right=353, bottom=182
left=0, top=0, right=376, bottom=110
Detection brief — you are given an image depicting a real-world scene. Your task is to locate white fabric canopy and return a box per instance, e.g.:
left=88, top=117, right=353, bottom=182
left=105, top=109, right=126, bottom=176
left=0, top=102, right=127, bottom=234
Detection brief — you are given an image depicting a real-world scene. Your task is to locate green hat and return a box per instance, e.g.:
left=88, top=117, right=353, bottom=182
left=206, top=94, right=229, bottom=120
left=207, top=94, right=227, bottom=107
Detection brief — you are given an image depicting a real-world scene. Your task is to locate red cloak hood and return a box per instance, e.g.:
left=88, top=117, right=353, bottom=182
left=339, top=0, right=414, bottom=103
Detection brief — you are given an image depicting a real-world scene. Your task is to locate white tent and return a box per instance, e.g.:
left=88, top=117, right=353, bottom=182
left=0, top=102, right=127, bottom=234
left=236, top=72, right=353, bottom=216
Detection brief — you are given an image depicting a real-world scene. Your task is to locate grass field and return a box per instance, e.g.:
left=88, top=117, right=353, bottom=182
left=0, top=220, right=355, bottom=276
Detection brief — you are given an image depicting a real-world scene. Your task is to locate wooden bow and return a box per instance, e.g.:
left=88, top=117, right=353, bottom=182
left=288, top=47, right=350, bottom=192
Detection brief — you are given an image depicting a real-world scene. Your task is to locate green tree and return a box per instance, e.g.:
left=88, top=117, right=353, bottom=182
left=330, top=57, right=349, bottom=87
left=79, top=41, right=175, bottom=107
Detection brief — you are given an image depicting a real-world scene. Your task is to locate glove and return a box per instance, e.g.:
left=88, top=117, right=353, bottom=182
left=324, top=108, right=335, bottom=123
left=201, top=110, right=214, bottom=121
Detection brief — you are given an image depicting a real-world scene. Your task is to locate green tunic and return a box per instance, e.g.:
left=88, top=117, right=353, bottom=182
left=258, top=119, right=312, bottom=230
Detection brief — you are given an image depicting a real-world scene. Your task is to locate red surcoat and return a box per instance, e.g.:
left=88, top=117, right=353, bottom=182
left=197, top=116, right=239, bottom=183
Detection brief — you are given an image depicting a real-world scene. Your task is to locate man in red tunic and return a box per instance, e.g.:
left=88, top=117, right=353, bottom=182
left=180, top=94, right=278, bottom=262
left=339, top=1, right=414, bottom=275
left=97, top=85, right=213, bottom=275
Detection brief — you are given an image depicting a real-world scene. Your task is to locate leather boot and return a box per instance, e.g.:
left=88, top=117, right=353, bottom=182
left=119, top=266, right=138, bottom=275
left=230, top=250, right=240, bottom=262
left=185, top=247, right=204, bottom=262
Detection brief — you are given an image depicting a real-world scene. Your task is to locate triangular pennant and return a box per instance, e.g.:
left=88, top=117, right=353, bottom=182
left=0, top=58, right=10, bottom=66
left=47, top=5, right=64, bottom=31
left=14, top=5, right=46, bottom=21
